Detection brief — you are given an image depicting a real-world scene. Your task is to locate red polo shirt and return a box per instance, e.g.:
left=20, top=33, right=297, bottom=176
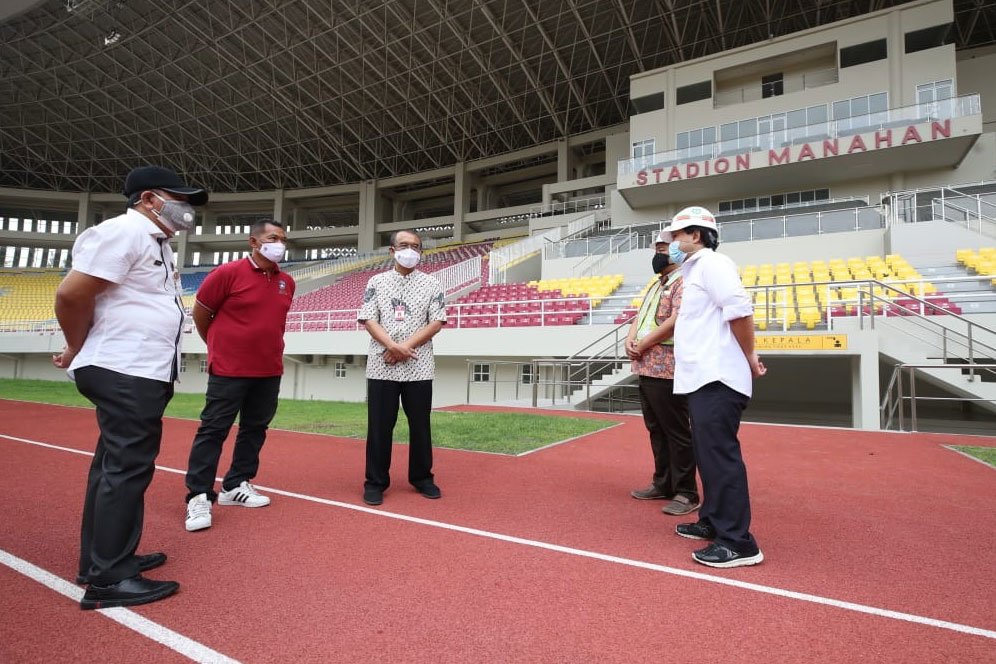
left=196, top=257, right=296, bottom=377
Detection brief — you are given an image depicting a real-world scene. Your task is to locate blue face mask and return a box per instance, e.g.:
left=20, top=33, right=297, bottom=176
left=668, top=240, right=687, bottom=265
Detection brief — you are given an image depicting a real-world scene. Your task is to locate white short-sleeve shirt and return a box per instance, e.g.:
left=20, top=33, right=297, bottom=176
left=673, top=248, right=755, bottom=397
left=357, top=268, right=447, bottom=381
left=67, top=208, right=185, bottom=383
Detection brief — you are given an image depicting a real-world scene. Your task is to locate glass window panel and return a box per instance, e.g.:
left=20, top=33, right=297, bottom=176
left=758, top=197, right=771, bottom=208
left=703, top=126, right=716, bottom=143
left=788, top=109, right=807, bottom=128
left=744, top=198, right=757, bottom=210
left=816, top=189, right=830, bottom=200
left=677, top=132, right=689, bottom=149
left=786, top=192, right=801, bottom=205
left=808, top=105, right=828, bottom=123
left=721, top=122, right=738, bottom=140
left=870, top=92, right=888, bottom=112
left=771, top=194, right=785, bottom=207
left=852, top=96, right=869, bottom=117
left=801, top=190, right=815, bottom=203
left=739, top=119, right=757, bottom=136
left=731, top=200, right=744, bottom=211
left=719, top=201, right=731, bottom=212
left=833, top=100, right=850, bottom=119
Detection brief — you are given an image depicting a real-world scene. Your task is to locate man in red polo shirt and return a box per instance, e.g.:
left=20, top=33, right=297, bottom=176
left=183, top=219, right=295, bottom=532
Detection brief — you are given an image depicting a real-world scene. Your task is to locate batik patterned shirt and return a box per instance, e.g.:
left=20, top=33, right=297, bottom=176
left=631, top=275, right=682, bottom=380
left=358, top=268, right=447, bottom=381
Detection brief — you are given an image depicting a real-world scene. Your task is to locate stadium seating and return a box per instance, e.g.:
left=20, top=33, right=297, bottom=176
left=739, top=253, right=953, bottom=330
left=289, top=242, right=494, bottom=324
left=957, top=247, right=996, bottom=285
left=0, top=270, right=62, bottom=322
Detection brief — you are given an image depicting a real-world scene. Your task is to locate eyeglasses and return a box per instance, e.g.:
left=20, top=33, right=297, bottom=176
left=394, top=242, right=421, bottom=251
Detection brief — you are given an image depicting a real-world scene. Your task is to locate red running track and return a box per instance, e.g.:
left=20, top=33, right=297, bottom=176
left=0, top=399, right=994, bottom=663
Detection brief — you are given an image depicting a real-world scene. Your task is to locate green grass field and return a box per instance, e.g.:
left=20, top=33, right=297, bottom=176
left=953, top=445, right=996, bottom=468
left=0, top=378, right=614, bottom=455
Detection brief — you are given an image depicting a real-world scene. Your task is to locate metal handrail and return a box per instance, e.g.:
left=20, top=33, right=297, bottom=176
left=834, top=279, right=996, bottom=364
left=932, top=196, right=996, bottom=239
left=880, top=363, right=996, bottom=432
left=945, top=186, right=996, bottom=219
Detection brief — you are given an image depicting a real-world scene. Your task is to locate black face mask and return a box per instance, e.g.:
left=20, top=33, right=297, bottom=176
left=652, top=252, right=670, bottom=275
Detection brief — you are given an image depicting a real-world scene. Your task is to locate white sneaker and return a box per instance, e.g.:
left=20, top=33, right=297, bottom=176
left=218, top=481, right=271, bottom=508
left=185, top=493, right=212, bottom=532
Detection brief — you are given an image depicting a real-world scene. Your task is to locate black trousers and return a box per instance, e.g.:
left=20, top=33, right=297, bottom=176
left=185, top=374, right=281, bottom=502
left=638, top=375, right=697, bottom=501
left=365, top=379, right=434, bottom=491
left=75, top=366, right=174, bottom=585
left=687, top=381, right=758, bottom=553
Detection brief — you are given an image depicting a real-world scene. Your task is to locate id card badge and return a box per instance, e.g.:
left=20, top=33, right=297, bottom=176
left=394, top=305, right=406, bottom=321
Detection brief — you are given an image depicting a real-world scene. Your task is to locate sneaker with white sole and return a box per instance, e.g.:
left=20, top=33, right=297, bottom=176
left=185, top=493, right=212, bottom=532
left=218, top=481, right=270, bottom=508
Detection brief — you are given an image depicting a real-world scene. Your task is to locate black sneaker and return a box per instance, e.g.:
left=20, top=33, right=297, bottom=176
left=692, top=542, right=763, bottom=568
left=363, top=487, right=384, bottom=506
left=414, top=482, right=441, bottom=499
left=675, top=521, right=716, bottom=540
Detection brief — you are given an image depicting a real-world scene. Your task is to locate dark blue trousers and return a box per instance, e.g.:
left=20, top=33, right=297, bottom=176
left=687, top=381, right=759, bottom=553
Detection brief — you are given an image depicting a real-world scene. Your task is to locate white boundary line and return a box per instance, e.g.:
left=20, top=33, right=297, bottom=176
left=2, top=432, right=996, bottom=643
left=0, top=549, right=240, bottom=664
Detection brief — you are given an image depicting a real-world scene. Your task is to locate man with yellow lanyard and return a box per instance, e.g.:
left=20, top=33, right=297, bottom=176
left=625, top=231, right=699, bottom=516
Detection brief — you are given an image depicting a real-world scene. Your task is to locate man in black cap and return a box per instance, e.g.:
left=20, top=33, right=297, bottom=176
left=53, top=165, right=208, bottom=609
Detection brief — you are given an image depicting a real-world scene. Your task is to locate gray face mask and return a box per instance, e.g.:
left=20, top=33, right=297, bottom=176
left=152, top=193, right=195, bottom=232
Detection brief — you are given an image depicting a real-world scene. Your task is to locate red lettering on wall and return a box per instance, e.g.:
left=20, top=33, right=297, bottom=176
left=901, top=126, right=923, bottom=145
left=636, top=170, right=648, bottom=185
left=667, top=166, right=682, bottom=182
left=931, top=120, right=951, bottom=139
left=736, top=154, right=750, bottom=170
left=686, top=162, right=700, bottom=178
left=847, top=135, right=867, bottom=154
left=875, top=130, right=893, bottom=149
left=652, top=168, right=664, bottom=183
left=768, top=148, right=791, bottom=165
left=822, top=139, right=839, bottom=157
left=797, top=143, right=815, bottom=161
left=715, top=158, right=729, bottom=174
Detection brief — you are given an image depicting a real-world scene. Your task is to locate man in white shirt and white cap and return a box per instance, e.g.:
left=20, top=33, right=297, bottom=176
left=659, top=205, right=767, bottom=569
left=54, top=165, right=208, bottom=608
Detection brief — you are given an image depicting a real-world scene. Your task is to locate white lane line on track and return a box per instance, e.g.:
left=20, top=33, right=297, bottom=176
left=3, top=432, right=996, bottom=642
left=0, top=548, right=240, bottom=664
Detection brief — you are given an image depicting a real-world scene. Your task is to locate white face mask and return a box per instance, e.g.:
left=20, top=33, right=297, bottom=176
left=152, top=193, right=195, bottom=232
left=394, top=247, right=420, bottom=269
left=258, top=240, right=286, bottom=263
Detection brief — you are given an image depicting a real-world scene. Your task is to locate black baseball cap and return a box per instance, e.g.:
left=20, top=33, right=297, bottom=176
left=123, top=166, right=208, bottom=206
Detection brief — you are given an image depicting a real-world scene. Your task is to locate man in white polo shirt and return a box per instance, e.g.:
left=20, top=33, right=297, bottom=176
left=53, top=165, right=208, bottom=609
left=660, top=206, right=767, bottom=569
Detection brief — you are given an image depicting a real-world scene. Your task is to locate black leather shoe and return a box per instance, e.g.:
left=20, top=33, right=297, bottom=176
left=414, top=482, right=441, bottom=499
left=77, top=552, right=167, bottom=585
left=80, top=575, right=179, bottom=610
left=363, top=487, right=384, bottom=506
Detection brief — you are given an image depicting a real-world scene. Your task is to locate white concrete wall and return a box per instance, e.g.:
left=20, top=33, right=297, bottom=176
left=957, top=46, right=996, bottom=132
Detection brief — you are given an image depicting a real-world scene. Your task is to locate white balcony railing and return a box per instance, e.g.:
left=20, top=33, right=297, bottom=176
left=618, top=94, right=982, bottom=178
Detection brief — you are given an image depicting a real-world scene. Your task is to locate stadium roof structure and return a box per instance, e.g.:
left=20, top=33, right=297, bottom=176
left=2, top=0, right=996, bottom=195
